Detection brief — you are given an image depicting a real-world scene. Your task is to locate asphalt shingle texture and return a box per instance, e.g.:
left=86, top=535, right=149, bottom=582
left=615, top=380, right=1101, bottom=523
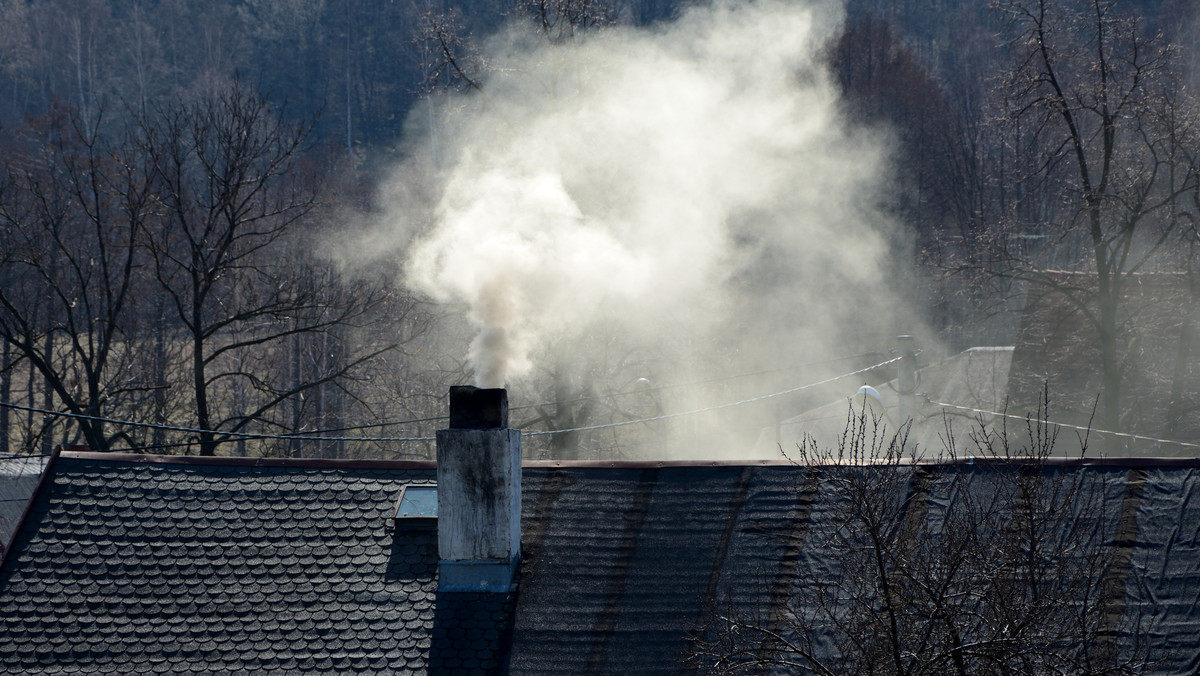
left=0, top=456, right=514, bottom=675
left=3, top=455, right=1199, bottom=675
left=507, top=464, right=1200, bottom=675
left=509, top=465, right=812, bottom=675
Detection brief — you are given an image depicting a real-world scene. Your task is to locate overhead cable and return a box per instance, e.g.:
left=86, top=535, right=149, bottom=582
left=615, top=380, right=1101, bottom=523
left=511, top=351, right=894, bottom=412
left=527, top=357, right=902, bottom=437
left=926, top=399, right=1200, bottom=452
left=0, top=354, right=902, bottom=447
left=0, top=401, right=436, bottom=444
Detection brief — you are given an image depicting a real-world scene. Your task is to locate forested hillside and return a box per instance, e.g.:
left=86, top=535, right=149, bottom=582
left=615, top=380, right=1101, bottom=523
left=1, top=0, right=1198, bottom=459
left=0, top=0, right=1190, bottom=155
left=0, top=0, right=684, bottom=159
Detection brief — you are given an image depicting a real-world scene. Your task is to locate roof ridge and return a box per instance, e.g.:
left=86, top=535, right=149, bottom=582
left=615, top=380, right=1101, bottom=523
left=58, top=451, right=1200, bottom=469
left=59, top=450, right=438, bottom=469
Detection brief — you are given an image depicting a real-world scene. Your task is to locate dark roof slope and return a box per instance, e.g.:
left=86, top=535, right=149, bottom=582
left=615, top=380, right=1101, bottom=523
left=510, top=465, right=807, bottom=675
left=509, top=462, right=1200, bottom=675
left=2, top=455, right=1200, bottom=674
left=0, top=455, right=513, bottom=675
left=1119, top=466, right=1200, bottom=672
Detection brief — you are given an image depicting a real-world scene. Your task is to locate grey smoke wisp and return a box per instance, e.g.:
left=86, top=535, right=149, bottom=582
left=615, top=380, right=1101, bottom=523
left=360, top=0, right=917, bottom=455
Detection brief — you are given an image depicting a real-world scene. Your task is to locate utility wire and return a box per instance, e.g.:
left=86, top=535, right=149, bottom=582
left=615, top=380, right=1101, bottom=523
left=0, top=401, right=436, bottom=444
left=527, top=358, right=902, bottom=437
left=9, top=369, right=1196, bottom=453
left=0, top=350, right=899, bottom=446
left=266, top=416, right=447, bottom=435
left=0, top=454, right=52, bottom=462
left=0, top=357, right=901, bottom=447
left=926, top=398, right=1200, bottom=452
left=511, top=351, right=894, bottom=412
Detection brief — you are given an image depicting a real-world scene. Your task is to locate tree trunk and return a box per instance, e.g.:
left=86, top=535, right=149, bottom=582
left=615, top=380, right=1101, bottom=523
left=290, top=331, right=303, bottom=458
left=1096, top=251, right=1123, bottom=455
left=0, top=341, right=9, bottom=456
left=192, top=324, right=215, bottom=456
left=153, top=299, right=167, bottom=451
left=39, top=333, right=53, bottom=455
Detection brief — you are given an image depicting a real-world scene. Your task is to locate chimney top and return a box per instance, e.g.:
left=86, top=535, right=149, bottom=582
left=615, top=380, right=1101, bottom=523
left=448, top=386, right=508, bottom=429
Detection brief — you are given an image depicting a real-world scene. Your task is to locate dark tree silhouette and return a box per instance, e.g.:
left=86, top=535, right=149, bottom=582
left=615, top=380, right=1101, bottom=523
left=137, top=81, right=394, bottom=456
left=0, top=104, right=152, bottom=451
left=985, top=0, right=1200, bottom=449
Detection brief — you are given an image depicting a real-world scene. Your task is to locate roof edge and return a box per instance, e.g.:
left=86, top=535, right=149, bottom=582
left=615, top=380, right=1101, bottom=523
left=59, top=452, right=799, bottom=469
left=1, top=445, right=62, bottom=568
left=526, top=457, right=1200, bottom=468
left=523, top=458, right=796, bottom=468
left=60, top=451, right=438, bottom=469
left=58, top=451, right=1200, bottom=470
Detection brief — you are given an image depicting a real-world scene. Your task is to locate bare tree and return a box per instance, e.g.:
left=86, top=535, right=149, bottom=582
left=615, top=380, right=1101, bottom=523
left=243, top=247, right=419, bottom=459
left=984, top=0, right=1200, bottom=448
left=413, top=0, right=619, bottom=98
left=690, top=406, right=1149, bottom=674
left=137, top=81, right=395, bottom=456
left=414, top=7, right=486, bottom=96
left=514, top=0, right=618, bottom=44
left=0, top=104, right=154, bottom=452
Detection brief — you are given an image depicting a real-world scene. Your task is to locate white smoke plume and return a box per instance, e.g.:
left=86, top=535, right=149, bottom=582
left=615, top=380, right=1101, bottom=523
left=360, top=0, right=919, bottom=456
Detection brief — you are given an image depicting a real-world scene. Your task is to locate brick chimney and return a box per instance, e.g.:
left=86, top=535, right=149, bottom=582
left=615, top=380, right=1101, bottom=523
left=436, top=386, right=521, bottom=592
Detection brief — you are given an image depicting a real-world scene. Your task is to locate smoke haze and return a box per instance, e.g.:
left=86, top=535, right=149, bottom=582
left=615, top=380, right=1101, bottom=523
left=359, top=0, right=922, bottom=457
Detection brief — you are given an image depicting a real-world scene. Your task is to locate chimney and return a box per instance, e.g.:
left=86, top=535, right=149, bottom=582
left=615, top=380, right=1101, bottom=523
left=436, top=386, right=521, bottom=592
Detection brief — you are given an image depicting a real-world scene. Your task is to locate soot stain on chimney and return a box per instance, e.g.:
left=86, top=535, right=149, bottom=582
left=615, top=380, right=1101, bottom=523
left=449, top=385, right=508, bottom=429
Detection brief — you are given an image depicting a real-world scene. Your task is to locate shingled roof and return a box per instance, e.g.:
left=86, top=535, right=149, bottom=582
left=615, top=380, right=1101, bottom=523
left=0, top=452, right=513, bottom=675
left=2, top=452, right=1199, bottom=674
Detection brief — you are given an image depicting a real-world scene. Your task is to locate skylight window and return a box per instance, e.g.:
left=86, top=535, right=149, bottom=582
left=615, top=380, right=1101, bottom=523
left=392, top=484, right=437, bottom=527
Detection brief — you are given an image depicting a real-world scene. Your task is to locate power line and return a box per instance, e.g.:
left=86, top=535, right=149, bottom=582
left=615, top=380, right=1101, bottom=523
left=0, top=454, right=51, bottom=462
left=926, top=399, right=1200, bottom=452
left=0, top=354, right=902, bottom=449
left=527, top=358, right=902, bottom=437
left=223, top=417, right=443, bottom=438
left=511, top=351, right=894, bottom=412
left=10, top=371, right=1197, bottom=454
left=0, top=357, right=900, bottom=447
left=0, top=349, right=900, bottom=447
left=289, top=416, right=447, bottom=434
left=0, top=401, right=436, bottom=444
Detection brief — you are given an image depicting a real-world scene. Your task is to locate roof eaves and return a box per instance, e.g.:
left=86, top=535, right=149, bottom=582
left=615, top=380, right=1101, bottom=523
left=523, top=458, right=797, bottom=469
left=60, top=450, right=438, bottom=470
left=59, top=451, right=1200, bottom=471
left=523, top=456, right=1200, bottom=469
